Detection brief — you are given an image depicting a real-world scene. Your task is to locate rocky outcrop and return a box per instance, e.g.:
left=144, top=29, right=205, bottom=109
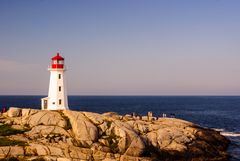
left=0, top=107, right=230, bottom=161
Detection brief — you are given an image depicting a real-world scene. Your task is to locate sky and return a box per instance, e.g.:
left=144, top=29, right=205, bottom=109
left=1, top=0, right=240, bottom=95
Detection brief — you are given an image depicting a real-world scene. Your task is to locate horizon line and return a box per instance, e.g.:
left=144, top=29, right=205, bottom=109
left=0, top=94, right=240, bottom=97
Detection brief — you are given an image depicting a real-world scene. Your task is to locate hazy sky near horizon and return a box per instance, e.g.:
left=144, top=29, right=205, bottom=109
left=1, top=0, right=240, bottom=95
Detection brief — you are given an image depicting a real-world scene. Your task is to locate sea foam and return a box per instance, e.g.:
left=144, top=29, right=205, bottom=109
left=220, top=132, right=240, bottom=137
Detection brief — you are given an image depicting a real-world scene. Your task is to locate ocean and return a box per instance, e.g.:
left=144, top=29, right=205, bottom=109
left=0, top=96, right=239, bottom=160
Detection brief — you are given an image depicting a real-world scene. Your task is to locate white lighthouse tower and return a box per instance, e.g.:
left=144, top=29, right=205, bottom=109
left=41, top=53, right=69, bottom=110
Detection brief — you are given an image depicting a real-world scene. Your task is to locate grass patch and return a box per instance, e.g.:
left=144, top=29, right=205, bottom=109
left=0, top=124, right=26, bottom=136
left=105, top=133, right=119, bottom=153
left=0, top=124, right=28, bottom=147
left=0, top=157, right=19, bottom=161
left=0, top=136, right=28, bottom=146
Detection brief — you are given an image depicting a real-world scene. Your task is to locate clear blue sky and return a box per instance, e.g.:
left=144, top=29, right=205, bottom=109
left=1, top=0, right=240, bottom=95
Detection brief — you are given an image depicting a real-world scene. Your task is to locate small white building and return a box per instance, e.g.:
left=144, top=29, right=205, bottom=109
left=41, top=53, right=69, bottom=110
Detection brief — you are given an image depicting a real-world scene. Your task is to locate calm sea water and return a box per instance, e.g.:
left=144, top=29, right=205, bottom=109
left=0, top=96, right=239, bottom=160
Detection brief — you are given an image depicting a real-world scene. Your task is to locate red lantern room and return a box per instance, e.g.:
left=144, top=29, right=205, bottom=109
left=51, top=53, right=64, bottom=69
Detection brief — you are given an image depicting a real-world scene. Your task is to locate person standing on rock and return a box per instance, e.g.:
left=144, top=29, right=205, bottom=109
left=1, top=107, right=6, bottom=115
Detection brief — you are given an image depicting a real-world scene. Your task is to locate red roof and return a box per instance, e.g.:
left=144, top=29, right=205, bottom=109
left=52, top=53, right=64, bottom=60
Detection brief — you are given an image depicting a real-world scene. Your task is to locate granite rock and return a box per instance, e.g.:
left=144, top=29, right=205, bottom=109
left=0, top=107, right=230, bottom=161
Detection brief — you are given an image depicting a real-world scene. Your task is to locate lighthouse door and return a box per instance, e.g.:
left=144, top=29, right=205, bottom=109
left=44, top=100, right=48, bottom=109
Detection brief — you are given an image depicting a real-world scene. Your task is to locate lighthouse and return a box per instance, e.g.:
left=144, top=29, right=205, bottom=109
left=41, top=53, right=69, bottom=110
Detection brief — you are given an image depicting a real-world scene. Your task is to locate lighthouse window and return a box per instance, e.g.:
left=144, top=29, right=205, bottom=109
left=59, top=86, right=61, bottom=92
left=59, top=99, right=62, bottom=105
left=58, top=74, right=61, bottom=79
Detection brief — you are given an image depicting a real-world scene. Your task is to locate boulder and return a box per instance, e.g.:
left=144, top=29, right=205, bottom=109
left=83, top=112, right=104, bottom=125
left=22, top=108, right=39, bottom=118
left=128, top=120, right=150, bottom=134
left=0, top=147, right=11, bottom=159
left=106, top=120, right=146, bottom=156
left=26, top=143, right=64, bottom=157
left=48, top=146, right=65, bottom=157
left=0, top=146, right=24, bottom=158
left=98, top=121, right=109, bottom=135
left=11, top=124, right=24, bottom=130
left=63, top=110, right=98, bottom=146
left=7, top=107, right=22, bottom=117
left=103, top=112, right=121, bottom=120
left=26, top=110, right=67, bottom=128
left=147, top=128, right=187, bottom=152
left=92, top=150, right=107, bottom=160
left=26, top=125, right=70, bottom=138
left=8, top=135, right=30, bottom=142
left=67, top=146, right=92, bottom=160
left=124, top=136, right=145, bottom=157
left=29, top=144, right=50, bottom=156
